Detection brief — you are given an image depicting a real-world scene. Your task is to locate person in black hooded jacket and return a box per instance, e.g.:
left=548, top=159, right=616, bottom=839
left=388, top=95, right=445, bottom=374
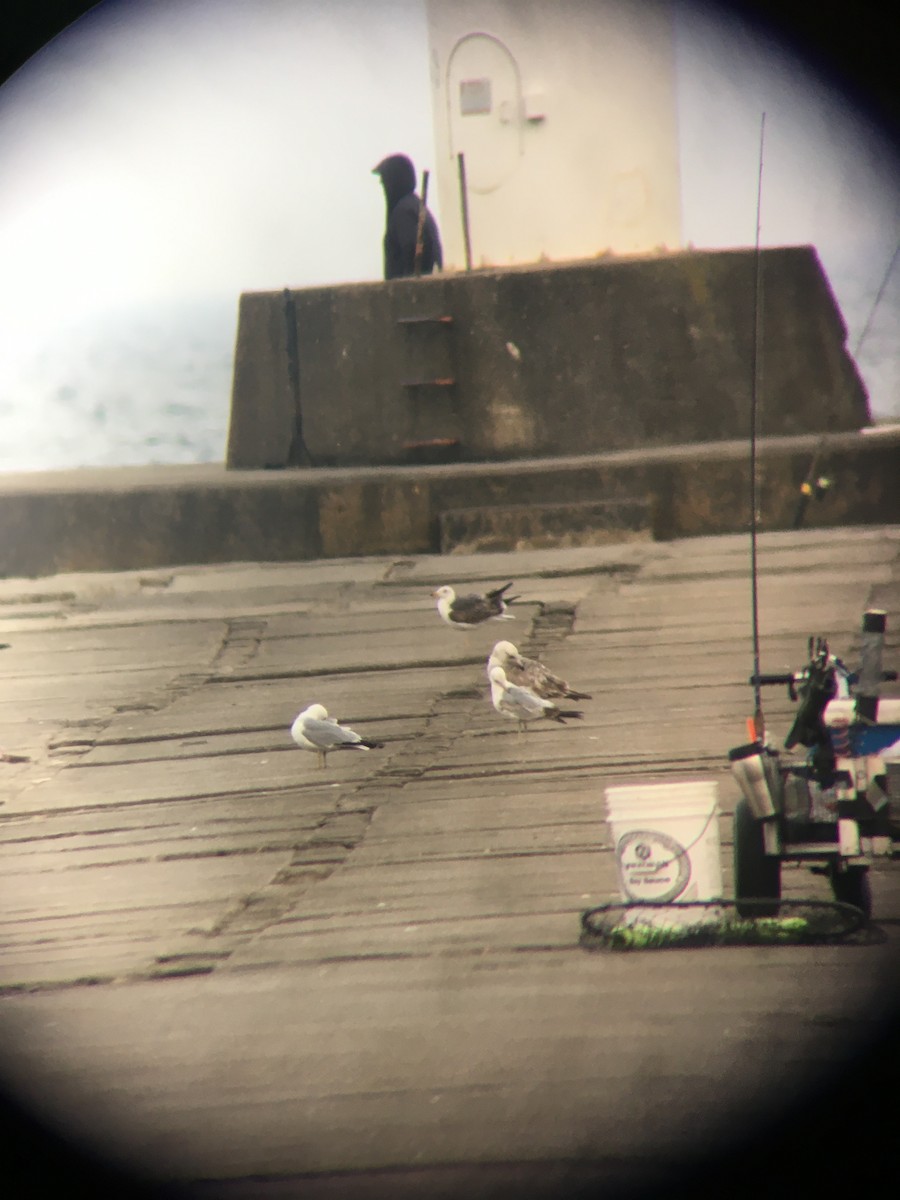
left=372, top=154, right=443, bottom=280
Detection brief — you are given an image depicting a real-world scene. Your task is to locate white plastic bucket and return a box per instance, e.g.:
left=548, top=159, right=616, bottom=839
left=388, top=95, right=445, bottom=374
left=605, top=780, right=723, bottom=904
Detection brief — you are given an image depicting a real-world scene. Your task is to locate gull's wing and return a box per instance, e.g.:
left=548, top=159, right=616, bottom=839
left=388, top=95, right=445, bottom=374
left=519, top=654, right=590, bottom=700
left=503, top=682, right=551, bottom=718
left=300, top=717, right=361, bottom=749
left=448, top=593, right=494, bottom=624
left=522, top=657, right=566, bottom=698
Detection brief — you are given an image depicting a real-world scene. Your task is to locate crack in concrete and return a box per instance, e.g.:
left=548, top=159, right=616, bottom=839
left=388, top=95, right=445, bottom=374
left=204, top=655, right=489, bottom=686
left=39, top=618, right=267, bottom=775
left=381, top=558, right=418, bottom=582
left=376, top=561, right=642, bottom=587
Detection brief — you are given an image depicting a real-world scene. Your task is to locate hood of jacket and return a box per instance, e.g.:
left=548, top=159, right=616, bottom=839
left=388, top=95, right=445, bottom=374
left=373, top=154, right=417, bottom=212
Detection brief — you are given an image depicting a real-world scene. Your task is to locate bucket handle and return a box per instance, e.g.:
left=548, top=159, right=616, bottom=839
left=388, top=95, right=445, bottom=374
left=614, top=803, right=719, bottom=871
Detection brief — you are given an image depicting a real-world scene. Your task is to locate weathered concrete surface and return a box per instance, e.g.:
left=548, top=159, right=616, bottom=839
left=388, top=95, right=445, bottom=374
left=438, top=496, right=653, bottom=554
left=226, top=247, right=869, bottom=469
left=0, top=528, right=899, bottom=1198
left=1, top=427, right=898, bottom=576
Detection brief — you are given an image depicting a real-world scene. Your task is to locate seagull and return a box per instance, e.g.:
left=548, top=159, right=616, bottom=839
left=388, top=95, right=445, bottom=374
left=432, top=582, right=518, bottom=629
left=290, top=703, right=383, bottom=769
left=487, top=640, right=592, bottom=701
left=488, top=666, right=584, bottom=733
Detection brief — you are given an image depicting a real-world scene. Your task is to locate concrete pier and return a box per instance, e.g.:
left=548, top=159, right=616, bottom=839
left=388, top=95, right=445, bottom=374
left=1, top=427, right=898, bottom=577
left=226, top=248, right=870, bottom=470
left=1, top=525, right=898, bottom=1197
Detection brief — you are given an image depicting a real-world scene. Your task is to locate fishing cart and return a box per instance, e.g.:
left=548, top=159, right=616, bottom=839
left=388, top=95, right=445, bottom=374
left=729, top=609, right=900, bottom=919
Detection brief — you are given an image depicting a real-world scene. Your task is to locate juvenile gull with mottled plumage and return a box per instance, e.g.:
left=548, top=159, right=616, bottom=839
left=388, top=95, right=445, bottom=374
left=487, top=640, right=592, bottom=701
left=290, top=703, right=383, bottom=769
left=432, top=582, right=518, bottom=629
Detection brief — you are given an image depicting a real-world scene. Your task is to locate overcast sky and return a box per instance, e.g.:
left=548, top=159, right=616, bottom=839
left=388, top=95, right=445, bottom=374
left=676, top=6, right=898, bottom=264
left=0, top=0, right=435, bottom=349
left=0, top=0, right=897, bottom=404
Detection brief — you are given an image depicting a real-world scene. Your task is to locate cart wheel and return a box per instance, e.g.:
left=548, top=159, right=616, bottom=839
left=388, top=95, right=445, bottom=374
left=827, top=864, right=872, bottom=920
left=733, top=798, right=781, bottom=917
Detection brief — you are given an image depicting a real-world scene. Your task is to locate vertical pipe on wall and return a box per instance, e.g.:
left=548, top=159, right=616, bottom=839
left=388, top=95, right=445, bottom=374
left=457, top=152, right=473, bottom=271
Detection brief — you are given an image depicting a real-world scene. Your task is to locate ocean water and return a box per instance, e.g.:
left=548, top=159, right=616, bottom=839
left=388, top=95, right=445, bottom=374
left=0, top=261, right=896, bottom=476
left=0, top=298, right=238, bottom=474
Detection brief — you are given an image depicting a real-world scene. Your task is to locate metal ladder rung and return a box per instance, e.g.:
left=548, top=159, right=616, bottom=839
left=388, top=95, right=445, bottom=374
left=401, top=377, right=456, bottom=388
left=396, top=315, right=454, bottom=326
left=402, top=438, right=460, bottom=451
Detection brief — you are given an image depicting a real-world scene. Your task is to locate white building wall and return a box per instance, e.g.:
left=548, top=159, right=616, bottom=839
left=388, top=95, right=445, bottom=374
left=425, top=0, right=683, bottom=268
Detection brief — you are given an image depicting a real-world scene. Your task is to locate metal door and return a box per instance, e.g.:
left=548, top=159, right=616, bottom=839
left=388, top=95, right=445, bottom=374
left=446, top=32, right=523, bottom=194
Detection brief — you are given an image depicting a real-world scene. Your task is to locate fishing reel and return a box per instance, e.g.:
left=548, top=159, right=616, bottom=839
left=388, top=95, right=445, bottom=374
left=749, top=637, right=851, bottom=789
left=738, top=611, right=899, bottom=811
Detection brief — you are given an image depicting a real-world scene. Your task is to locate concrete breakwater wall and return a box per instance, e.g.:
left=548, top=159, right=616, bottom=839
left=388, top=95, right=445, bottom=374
left=1, top=430, right=897, bottom=577
left=226, top=246, right=869, bottom=471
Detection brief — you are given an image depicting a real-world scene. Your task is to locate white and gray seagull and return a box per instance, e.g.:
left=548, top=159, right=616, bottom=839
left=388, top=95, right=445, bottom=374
left=432, top=582, right=518, bottom=630
left=488, top=665, right=584, bottom=734
left=487, top=640, right=592, bottom=701
left=290, top=703, right=383, bottom=769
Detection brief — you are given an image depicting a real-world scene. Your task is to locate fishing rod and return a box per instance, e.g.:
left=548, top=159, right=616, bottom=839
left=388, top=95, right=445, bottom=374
left=730, top=130, right=900, bottom=923
left=853, top=237, right=900, bottom=360
left=413, top=169, right=430, bottom=277
left=793, top=236, right=900, bottom=529
left=749, top=112, right=766, bottom=739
